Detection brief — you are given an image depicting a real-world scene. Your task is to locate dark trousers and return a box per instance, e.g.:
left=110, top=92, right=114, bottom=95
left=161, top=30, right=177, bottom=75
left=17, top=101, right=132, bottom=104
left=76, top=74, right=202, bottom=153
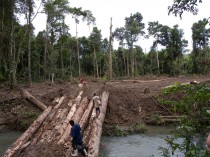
left=72, top=141, right=83, bottom=150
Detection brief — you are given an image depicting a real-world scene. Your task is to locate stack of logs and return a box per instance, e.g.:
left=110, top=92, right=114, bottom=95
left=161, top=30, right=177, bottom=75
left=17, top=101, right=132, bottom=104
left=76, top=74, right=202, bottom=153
left=2, top=90, right=109, bottom=157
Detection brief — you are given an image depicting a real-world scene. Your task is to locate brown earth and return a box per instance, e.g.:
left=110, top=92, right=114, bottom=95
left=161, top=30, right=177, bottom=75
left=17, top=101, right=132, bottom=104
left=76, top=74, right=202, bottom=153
left=0, top=75, right=210, bottom=133
left=1, top=75, right=210, bottom=157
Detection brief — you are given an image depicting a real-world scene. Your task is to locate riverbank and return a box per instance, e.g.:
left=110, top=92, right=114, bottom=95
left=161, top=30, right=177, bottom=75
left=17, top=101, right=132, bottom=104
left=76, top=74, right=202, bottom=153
left=1, top=75, right=210, bottom=133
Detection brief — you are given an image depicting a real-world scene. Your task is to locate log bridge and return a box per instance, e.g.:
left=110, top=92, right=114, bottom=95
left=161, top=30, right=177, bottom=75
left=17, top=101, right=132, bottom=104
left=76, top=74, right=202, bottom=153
left=2, top=90, right=109, bottom=157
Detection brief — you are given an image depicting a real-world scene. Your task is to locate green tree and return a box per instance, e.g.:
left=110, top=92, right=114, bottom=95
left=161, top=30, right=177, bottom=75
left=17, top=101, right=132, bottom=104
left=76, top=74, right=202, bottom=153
left=148, top=22, right=188, bottom=75
left=191, top=18, right=210, bottom=74
left=114, top=12, right=145, bottom=77
left=82, top=10, right=96, bottom=33
left=125, top=12, right=145, bottom=77
left=89, top=27, right=102, bottom=78
left=43, top=0, right=72, bottom=78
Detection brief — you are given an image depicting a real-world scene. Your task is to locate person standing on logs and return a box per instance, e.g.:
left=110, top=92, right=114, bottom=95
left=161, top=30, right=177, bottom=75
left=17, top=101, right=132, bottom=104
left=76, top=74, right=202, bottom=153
left=69, top=120, right=88, bottom=156
left=92, top=93, right=102, bottom=118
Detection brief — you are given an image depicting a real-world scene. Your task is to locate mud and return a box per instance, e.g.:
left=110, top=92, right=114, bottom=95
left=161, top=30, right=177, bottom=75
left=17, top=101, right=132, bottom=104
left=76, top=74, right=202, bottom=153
left=0, top=75, right=210, bottom=156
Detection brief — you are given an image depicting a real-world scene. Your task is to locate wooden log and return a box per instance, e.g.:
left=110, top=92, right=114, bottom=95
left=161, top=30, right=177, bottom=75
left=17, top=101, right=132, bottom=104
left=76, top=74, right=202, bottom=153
left=34, top=96, right=66, bottom=144
left=24, top=96, right=66, bottom=147
left=44, top=96, right=66, bottom=123
left=162, top=119, right=181, bottom=122
left=2, top=106, right=52, bottom=157
left=58, top=97, right=89, bottom=145
left=56, top=102, right=77, bottom=137
left=88, top=92, right=109, bottom=157
left=22, top=89, right=47, bottom=111
left=83, top=106, right=96, bottom=144
left=73, top=97, right=89, bottom=123
left=79, top=100, right=94, bottom=131
left=160, top=116, right=187, bottom=118
left=40, top=108, right=68, bottom=143
left=57, top=93, right=85, bottom=145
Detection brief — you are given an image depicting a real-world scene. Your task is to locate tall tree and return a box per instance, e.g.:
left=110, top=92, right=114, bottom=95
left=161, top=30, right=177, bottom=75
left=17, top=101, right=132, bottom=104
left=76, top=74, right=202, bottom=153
left=148, top=22, right=188, bottom=75
left=108, top=18, right=113, bottom=80
left=25, top=0, right=35, bottom=85
left=113, top=27, right=129, bottom=76
left=0, top=0, right=21, bottom=87
left=72, top=14, right=81, bottom=77
left=43, top=0, right=72, bottom=78
left=114, top=12, right=145, bottom=77
left=82, top=10, right=96, bottom=33
left=71, top=9, right=93, bottom=76
left=125, top=12, right=145, bottom=77
left=191, top=18, right=210, bottom=73
left=89, top=27, right=102, bottom=78
left=148, top=21, right=163, bottom=74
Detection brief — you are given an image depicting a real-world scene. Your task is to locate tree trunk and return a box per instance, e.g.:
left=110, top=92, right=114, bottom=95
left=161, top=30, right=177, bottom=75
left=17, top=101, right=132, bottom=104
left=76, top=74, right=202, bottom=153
left=134, top=56, right=137, bottom=76
left=126, top=54, right=130, bottom=77
left=79, top=100, right=94, bottom=131
left=9, top=19, right=15, bottom=88
left=93, top=46, right=99, bottom=78
left=44, top=18, right=49, bottom=79
left=40, top=108, right=68, bottom=143
left=61, top=44, right=64, bottom=77
left=123, top=50, right=126, bottom=76
left=108, top=18, right=113, bottom=80
left=131, top=48, right=134, bottom=77
left=156, top=50, right=160, bottom=74
left=22, top=89, right=47, bottom=111
left=28, top=95, right=66, bottom=146
left=0, top=7, right=4, bottom=70
left=76, top=23, right=81, bottom=77
left=69, top=48, right=73, bottom=78
left=83, top=105, right=95, bottom=144
left=57, top=92, right=84, bottom=144
left=2, top=106, right=52, bottom=157
left=57, top=102, right=77, bottom=137
left=87, top=92, right=109, bottom=157
left=72, top=97, right=89, bottom=122
left=27, top=1, right=32, bottom=85
left=12, top=38, right=18, bottom=87
left=113, top=53, right=119, bottom=77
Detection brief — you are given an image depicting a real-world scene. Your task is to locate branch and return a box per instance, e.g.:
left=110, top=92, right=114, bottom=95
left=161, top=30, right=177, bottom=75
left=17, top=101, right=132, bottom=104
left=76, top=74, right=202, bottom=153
left=31, top=1, right=43, bottom=22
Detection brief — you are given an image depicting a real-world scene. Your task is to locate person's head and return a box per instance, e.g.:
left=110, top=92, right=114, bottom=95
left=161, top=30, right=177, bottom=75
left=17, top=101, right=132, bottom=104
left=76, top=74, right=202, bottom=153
left=94, top=93, right=96, bottom=96
left=69, top=120, right=74, bottom=126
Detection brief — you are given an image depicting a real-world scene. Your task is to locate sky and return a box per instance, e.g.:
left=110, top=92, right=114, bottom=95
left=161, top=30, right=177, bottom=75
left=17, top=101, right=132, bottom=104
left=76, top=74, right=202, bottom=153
left=32, top=0, right=210, bottom=53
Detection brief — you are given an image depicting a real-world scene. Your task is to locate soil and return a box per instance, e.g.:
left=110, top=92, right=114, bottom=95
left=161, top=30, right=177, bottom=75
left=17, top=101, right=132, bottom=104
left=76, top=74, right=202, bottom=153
left=0, top=75, right=210, bottom=156
left=1, top=76, right=210, bottom=131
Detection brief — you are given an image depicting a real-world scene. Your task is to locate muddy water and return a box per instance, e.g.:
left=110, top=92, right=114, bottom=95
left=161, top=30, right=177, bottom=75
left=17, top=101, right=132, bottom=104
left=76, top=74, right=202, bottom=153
left=99, top=126, right=183, bottom=157
left=0, top=131, right=23, bottom=155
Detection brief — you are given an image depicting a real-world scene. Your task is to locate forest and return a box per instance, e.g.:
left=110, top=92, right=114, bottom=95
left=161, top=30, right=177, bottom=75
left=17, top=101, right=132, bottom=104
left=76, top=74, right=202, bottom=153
left=0, top=0, right=209, bottom=88
left=1, top=1, right=210, bottom=156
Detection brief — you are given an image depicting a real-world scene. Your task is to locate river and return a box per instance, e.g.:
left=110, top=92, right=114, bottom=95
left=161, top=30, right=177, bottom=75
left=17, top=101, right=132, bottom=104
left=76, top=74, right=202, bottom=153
left=99, top=126, right=183, bottom=157
left=0, top=126, right=205, bottom=157
left=0, top=127, right=174, bottom=156
left=0, top=131, right=23, bottom=155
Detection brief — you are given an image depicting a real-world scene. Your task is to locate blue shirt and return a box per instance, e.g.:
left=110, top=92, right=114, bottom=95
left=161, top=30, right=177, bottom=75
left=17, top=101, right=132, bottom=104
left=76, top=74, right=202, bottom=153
left=70, top=124, right=82, bottom=144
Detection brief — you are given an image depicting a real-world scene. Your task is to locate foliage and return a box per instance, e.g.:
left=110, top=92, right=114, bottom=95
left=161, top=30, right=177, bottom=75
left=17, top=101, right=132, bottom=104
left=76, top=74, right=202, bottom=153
left=191, top=18, right=210, bottom=74
left=104, top=125, right=128, bottom=136
left=0, top=0, right=210, bottom=83
left=168, top=0, right=203, bottom=18
left=159, top=82, right=210, bottom=156
left=128, top=122, right=147, bottom=133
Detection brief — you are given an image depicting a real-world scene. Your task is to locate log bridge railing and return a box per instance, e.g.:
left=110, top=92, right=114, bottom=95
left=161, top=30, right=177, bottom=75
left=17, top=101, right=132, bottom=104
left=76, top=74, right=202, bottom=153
left=2, top=90, right=109, bottom=157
